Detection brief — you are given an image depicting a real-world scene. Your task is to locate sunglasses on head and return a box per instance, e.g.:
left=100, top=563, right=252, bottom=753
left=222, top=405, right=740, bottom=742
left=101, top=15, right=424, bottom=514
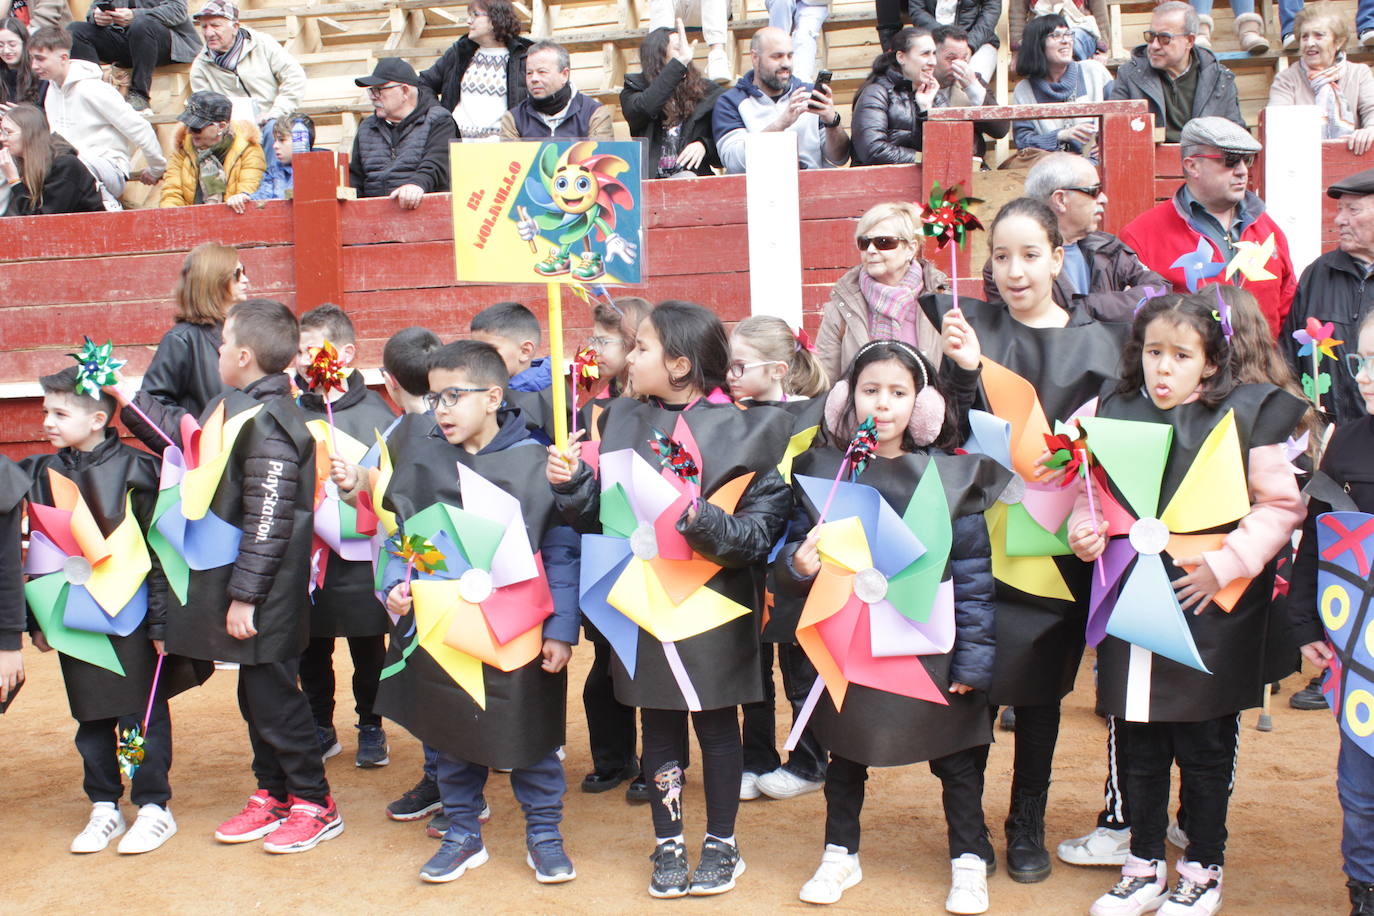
left=1191, top=152, right=1255, bottom=169
left=856, top=235, right=911, bottom=251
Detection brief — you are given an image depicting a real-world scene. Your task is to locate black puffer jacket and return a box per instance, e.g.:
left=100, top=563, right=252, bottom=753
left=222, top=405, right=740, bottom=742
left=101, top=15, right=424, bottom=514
left=1280, top=248, right=1374, bottom=426
left=0, top=457, right=27, bottom=653
left=349, top=91, right=456, bottom=197
left=419, top=34, right=532, bottom=114
left=139, top=320, right=224, bottom=418
left=621, top=59, right=726, bottom=177
left=909, top=0, right=1000, bottom=50
left=852, top=67, right=924, bottom=166
left=981, top=230, right=1170, bottom=322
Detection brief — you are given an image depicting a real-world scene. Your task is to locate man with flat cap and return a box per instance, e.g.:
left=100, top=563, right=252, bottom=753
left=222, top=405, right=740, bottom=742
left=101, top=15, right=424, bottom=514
left=1122, top=115, right=1296, bottom=338
left=350, top=57, right=457, bottom=209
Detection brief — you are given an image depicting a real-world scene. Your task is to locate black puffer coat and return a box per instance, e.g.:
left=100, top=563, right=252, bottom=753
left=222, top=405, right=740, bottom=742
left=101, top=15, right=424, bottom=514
left=0, top=457, right=27, bottom=653
left=140, top=321, right=225, bottom=419
left=419, top=34, right=532, bottom=114
left=621, top=59, right=726, bottom=177
left=909, top=0, right=1001, bottom=50
left=852, top=67, right=924, bottom=166
left=1280, top=248, right=1374, bottom=426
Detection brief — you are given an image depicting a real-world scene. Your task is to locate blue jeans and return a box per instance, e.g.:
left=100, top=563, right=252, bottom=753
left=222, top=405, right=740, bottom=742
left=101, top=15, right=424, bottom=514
left=1280, top=0, right=1374, bottom=36
left=1190, top=0, right=1255, bottom=16
left=435, top=748, right=565, bottom=842
left=423, top=742, right=439, bottom=782
left=1340, top=730, right=1374, bottom=883
left=1072, top=27, right=1099, bottom=60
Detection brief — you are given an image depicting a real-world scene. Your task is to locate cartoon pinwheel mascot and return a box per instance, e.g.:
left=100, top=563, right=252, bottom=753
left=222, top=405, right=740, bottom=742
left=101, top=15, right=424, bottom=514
left=1082, top=384, right=1305, bottom=723
left=371, top=413, right=579, bottom=770
left=560, top=399, right=795, bottom=712
left=771, top=428, right=1009, bottom=767
left=516, top=141, right=638, bottom=281
left=926, top=294, right=1128, bottom=710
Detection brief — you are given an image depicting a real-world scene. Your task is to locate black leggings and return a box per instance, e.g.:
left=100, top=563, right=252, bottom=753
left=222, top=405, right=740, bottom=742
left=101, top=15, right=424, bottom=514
left=1011, top=703, right=1061, bottom=796
left=642, top=705, right=742, bottom=840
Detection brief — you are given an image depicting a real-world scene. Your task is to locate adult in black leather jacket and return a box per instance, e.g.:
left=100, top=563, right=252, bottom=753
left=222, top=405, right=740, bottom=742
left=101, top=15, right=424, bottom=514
left=852, top=26, right=938, bottom=166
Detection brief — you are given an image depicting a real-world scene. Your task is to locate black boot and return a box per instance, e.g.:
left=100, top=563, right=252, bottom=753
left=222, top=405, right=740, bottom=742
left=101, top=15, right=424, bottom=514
left=1004, top=789, right=1051, bottom=883
left=1351, top=878, right=1374, bottom=915
left=876, top=24, right=900, bottom=51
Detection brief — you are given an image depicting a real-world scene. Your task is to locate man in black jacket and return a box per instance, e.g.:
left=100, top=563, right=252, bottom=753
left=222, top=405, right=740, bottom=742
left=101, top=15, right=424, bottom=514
left=417, top=0, right=531, bottom=141
left=67, top=0, right=200, bottom=111
left=982, top=152, right=1169, bottom=318
left=350, top=57, right=456, bottom=209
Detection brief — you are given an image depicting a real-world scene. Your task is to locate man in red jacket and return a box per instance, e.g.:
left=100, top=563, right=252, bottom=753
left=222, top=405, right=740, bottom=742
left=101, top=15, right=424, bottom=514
left=1121, top=116, right=1296, bottom=338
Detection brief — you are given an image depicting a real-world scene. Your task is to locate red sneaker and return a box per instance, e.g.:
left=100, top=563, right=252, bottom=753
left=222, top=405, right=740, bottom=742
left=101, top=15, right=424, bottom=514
left=215, top=790, right=290, bottom=843
left=262, top=796, right=344, bottom=854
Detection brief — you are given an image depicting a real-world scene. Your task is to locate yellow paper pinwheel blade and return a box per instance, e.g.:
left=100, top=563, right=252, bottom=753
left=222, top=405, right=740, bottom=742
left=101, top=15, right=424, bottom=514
left=412, top=580, right=487, bottom=708
left=816, top=516, right=873, bottom=574
left=307, top=420, right=369, bottom=464
left=1159, top=410, right=1250, bottom=534
left=372, top=431, right=398, bottom=535
left=778, top=425, right=819, bottom=484
left=607, top=557, right=751, bottom=642
left=182, top=404, right=263, bottom=520
left=86, top=494, right=152, bottom=614
left=987, top=502, right=1072, bottom=601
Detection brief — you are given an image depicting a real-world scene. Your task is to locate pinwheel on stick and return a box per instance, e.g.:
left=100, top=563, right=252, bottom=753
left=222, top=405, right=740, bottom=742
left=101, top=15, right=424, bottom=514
left=919, top=182, right=983, bottom=316
left=815, top=416, right=878, bottom=527
left=1292, top=317, right=1343, bottom=412
left=69, top=337, right=176, bottom=450
left=304, top=340, right=348, bottom=454
left=116, top=652, right=166, bottom=779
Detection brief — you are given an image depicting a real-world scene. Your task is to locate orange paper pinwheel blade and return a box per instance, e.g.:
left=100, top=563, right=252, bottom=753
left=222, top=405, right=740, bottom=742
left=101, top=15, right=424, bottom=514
left=1166, top=533, right=1250, bottom=612
left=797, top=619, right=850, bottom=711
left=707, top=472, right=755, bottom=515
left=798, top=566, right=855, bottom=629
left=442, top=600, right=544, bottom=672
left=649, top=555, right=721, bottom=606
left=978, top=358, right=1053, bottom=480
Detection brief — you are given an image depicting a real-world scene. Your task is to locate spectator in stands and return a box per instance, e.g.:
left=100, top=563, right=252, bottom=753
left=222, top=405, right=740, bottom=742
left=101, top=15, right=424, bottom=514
left=1010, top=15, right=1113, bottom=161
left=766, top=0, right=828, bottom=82
left=1010, top=0, right=1107, bottom=61
left=814, top=200, right=949, bottom=382
left=161, top=90, right=265, bottom=210
left=67, top=0, right=200, bottom=112
left=140, top=241, right=246, bottom=416
left=1108, top=1, right=1245, bottom=142
left=350, top=57, right=455, bottom=208
left=1280, top=167, right=1374, bottom=425
left=909, top=0, right=1000, bottom=83
left=500, top=40, right=612, bottom=139
left=251, top=111, right=313, bottom=200
left=713, top=26, right=850, bottom=173
left=0, top=17, right=44, bottom=105
left=931, top=25, right=1009, bottom=163
left=189, top=0, right=307, bottom=140
left=981, top=151, right=1169, bottom=318
left=1187, top=0, right=1269, bottom=53
left=621, top=20, right=726, bottom=178
left=30, top=27, right=165, bottom=210
left=1279, top=0, right=1374, bottom=49
left=648, top=0, right=732, bottom=83
left=419, top=0, right=532, bottom=142
left=851, top=26, right=938, bottom=166
left=1121, top=116, right=1296, bottom=337
left=1268, top=2, right=1374, bottom=156
left=0, top=102, right=102, bottom=215
left=0, top=0, right=70, bottom=31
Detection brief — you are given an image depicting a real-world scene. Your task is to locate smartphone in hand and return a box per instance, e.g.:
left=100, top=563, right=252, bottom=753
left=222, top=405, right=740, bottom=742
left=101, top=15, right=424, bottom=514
left=808, top=69, right=833, bottom=111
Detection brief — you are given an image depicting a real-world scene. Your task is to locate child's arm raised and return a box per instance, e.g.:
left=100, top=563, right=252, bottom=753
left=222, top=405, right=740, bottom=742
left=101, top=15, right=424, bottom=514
left=948, top=513, right=996, bottom=694
left=226, top=421, right=303, bottom=638
left=678, top=469, right=793, bottom=568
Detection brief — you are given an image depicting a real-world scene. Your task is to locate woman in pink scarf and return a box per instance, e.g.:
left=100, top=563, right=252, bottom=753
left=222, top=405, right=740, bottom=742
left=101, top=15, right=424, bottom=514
left=814, top=201, right=949, bottom=383
left=1269, top=1, right=1374, bottom=154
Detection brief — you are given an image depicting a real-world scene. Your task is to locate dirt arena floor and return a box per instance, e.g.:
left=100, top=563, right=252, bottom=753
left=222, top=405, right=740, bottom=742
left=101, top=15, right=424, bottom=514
left=0, top=647, right=1345, bottom=914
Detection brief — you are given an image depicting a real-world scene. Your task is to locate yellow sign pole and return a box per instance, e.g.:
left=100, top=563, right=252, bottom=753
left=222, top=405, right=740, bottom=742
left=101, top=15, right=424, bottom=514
left=547, top=281, right=568, bottom=452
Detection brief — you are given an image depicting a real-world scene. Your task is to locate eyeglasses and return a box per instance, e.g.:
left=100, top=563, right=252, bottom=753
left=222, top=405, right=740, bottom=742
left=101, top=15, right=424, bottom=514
left=1144, top=30, right=1190, bottom=45
left=367, top=83, right=404, bottom=97
left=856, top=235, right=911, bottom=251
left=587, top=335, right=623, bottom=350
left=1347, top=353, right=1374, bottom=379
left=1048, top=28, right=1074, bottom=41
left=1060, top=184, right=1102, bottom=198
left=1190, top=152, right=1255, bottom=169
left=727, top=359, right=784, bottom=379
left=424, top=386, right=493, bottom=410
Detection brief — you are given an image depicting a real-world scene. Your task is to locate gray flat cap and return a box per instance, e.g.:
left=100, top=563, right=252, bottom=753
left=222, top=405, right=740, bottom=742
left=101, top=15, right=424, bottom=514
left=1179, top=117, right=1261, bottom=153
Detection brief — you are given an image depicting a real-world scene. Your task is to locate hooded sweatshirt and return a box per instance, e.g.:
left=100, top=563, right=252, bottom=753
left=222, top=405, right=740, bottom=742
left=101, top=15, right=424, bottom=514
left=43, top=58, right=165, bottom=175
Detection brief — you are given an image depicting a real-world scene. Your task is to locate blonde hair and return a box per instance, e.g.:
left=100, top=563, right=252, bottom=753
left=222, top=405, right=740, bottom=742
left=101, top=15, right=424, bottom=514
left=174, top=242, right=240, bottom=325
left=594, top=295, right=652, bottom=347
left=855, top=201, right=923, bottom=242
left=732, top=314, right=830, bottom=398
left=1294, top=1, right=1350, bottom=49
left=1217, top=285, right=1322, bottom=442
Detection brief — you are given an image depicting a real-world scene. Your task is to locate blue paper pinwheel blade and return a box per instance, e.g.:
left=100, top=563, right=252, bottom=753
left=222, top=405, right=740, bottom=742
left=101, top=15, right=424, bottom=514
left=62, top=583, right=148, bottom=637
left=579, top=534, right=640, bottom=677
left=1104, top=553, right=1210, bottom=673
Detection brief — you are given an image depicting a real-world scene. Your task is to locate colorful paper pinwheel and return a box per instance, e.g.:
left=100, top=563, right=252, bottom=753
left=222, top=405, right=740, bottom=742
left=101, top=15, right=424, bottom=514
left=305, top=421, right=377, bottom=593
left=1171, top=237, right=1226, bottom=293
left=384, top=464, right=555, bottom=709
left=1042, top=428, right=1087, bottom=485
left=649, top=425, right=700, bottom=489
left=148, top=404, right=263, bottom=603
left=579, top=415, right=757, bottom=708
left=572, top=346, right=602, bottom=437
left=1225, top=233, right=1278, bottom=284
left=814, top=416, right=878, bottom=527
left=1078, top=411, right=1256, bottom=673
left=304, top=339, right=348, bottom=453
left=23, top=468, right=149, bottom=671
left=1293, top=317, right=1343, bottom=409
left=920, top=182, right=983, bottom=250
left=68, top=337, right=125, bottom=399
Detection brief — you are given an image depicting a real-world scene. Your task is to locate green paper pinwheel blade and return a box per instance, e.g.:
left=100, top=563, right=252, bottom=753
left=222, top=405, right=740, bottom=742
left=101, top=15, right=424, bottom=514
left=444, top=505, right=507, bottom=572
left=1077, top=417, right=1172, bottom=518
left=600, top=482, right=638, bottom=540
left=338, top=499, right=366, bottom=540
left=1003, top=501, right=1072, bottom=556
left=889, top=461, right=953, bottom=624
left=149, top=527, right=191, bottom=605
left=404, top=503, right=462, bottom=551
left=25, top=574, right=125, bottom=675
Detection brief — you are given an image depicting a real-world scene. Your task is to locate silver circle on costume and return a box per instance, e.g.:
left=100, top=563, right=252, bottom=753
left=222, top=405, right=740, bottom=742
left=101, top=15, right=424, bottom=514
left=63, top=555, right=93, bottom=586
left=998, top=474, right=1026, bottom=505
left=1128, top=517, right=1170, bottom=556
left=630, top=522, right=658, bottom=560
left=458, top=568, right=494, bottom=604
left=853, top=567, right=889, bottom=604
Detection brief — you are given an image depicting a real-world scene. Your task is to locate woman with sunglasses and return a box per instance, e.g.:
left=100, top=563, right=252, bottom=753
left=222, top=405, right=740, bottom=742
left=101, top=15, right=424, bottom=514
left=814, top=201, right=948, bottom=384
left=136, top=243, right=250, bottom=417
left=1010, top=14, right=1113, bottom=162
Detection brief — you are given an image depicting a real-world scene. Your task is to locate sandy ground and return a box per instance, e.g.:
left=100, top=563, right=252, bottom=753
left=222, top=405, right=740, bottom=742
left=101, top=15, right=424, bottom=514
left=0, top=647, right=1345, bottom=915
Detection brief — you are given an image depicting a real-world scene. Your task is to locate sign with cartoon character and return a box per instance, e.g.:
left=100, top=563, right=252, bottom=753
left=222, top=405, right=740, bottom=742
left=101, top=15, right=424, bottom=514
left=450, top=139, right=644, bottom=285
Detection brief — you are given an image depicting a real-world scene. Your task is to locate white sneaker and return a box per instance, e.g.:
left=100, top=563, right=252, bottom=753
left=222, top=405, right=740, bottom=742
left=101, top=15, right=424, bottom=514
left=945, top=853, right=989, bottom=914
left=1159, top=860, right=1222, bottom=914
left=740, top=771, right=761, bottom=801
left=756, top=766, right=824, bottom=800
left=1166, top=821, right=1189, bottom=850
left=707, top=46, right=733, bottom=84
left=1090, top=855, right=1168, bottom=915
left=799, top=844, right=861, bottom=905
left=71, top=802, right=126, bottom=853
left=117, top=804, right=177, bottom=854
left=1058, top=825, right=1131, bottom=866
left=1363, top=28, right=1374, bottom=47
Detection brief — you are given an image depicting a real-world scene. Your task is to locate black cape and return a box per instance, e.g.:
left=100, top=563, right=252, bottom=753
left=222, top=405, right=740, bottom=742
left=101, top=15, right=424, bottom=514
left=1093, top=383, right=1305, bottom=722
left=24, top=434, right=207, bottom=721
left=374, top=412, right=567, bottom=769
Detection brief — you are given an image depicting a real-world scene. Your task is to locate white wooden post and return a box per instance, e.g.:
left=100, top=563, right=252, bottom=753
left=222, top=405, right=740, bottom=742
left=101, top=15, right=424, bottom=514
left=744, top=132, right=803, bottom=328
left=1263, top=105, right=1323, bottom=276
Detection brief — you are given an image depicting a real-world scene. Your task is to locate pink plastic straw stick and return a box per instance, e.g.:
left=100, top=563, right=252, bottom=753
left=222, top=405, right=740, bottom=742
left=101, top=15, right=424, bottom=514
left=1081, top=449, right=1106, bottom=587
left=141, top=651, right=166, bottom=733
left=815, top=448, right=854, bottom=528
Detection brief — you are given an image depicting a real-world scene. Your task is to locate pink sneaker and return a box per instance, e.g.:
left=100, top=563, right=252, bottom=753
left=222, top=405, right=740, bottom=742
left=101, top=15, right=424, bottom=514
left=262, top=796, right=344, bottom=854
left=1090, top=854, right=1167, bottom=915
left=215, top=790, right=290, bottom=843
left=1159, top=860, right=1222, bottom=915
